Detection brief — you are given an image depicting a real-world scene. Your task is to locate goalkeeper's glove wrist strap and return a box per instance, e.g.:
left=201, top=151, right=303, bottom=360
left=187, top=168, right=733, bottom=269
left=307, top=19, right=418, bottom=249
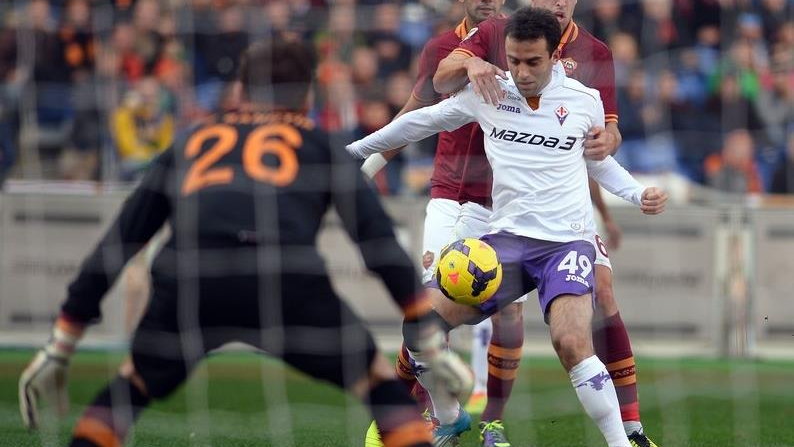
left=45, top=316, right=84, bottom=359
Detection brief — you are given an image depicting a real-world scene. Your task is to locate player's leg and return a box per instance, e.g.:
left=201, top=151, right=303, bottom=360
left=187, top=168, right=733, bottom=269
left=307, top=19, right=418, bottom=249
left=456, top=204, right=523, bottom=446
left=479, top=300, right=522, bottom=422
left=271, top=274, right=432, bottom=447
left=454, top=203, right=492, bottom=415
left=68, top=359, right=153, bottom=447
left=395, top=199, right=464, bottom=410
left=69, top=279, right=202, bottom=447
left=468, top=318, right=491, bottom=412
left=546, top=294, right=628, bottom=446
left=590, top=236, right=657, bottom=446
left=403, top=288, right=481, bottom=427
left=536, top=240, right=629, bottom=447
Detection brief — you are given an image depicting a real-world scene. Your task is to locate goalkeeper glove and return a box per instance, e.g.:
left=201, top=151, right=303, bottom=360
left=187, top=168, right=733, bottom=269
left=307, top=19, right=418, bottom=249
left=19, top=316, right=84, bottom=430
left=417, top=326, right=474, bottom=406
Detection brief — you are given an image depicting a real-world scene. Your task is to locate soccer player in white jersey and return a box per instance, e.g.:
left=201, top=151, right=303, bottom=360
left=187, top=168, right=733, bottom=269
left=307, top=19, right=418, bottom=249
left=347, top=7, right=667, bottom=446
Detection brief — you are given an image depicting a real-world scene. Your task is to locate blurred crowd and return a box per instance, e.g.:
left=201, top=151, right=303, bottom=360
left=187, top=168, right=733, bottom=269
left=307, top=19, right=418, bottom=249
left=0, top=0, right=791, bottom=195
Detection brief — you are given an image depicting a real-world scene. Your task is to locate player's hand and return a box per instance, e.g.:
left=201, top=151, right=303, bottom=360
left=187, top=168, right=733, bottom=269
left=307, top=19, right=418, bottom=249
left=603, top=219, right=622, bottom=250
left=464, top=57, right=507, bottom=106
left=584, top=126, right=617, bottom=161
left=418, top=328, right=474, bottom=405
left=640, top=187, right=668, bottom=215
left=19, top=318, right=83, bottom=430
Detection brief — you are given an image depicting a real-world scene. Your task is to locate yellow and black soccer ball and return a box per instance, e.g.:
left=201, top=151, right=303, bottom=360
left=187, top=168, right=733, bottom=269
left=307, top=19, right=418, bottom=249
left=435, top=238, right=502, bottom=306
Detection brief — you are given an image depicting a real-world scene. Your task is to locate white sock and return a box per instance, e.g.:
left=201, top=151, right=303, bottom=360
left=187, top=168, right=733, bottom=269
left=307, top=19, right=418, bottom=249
left=569, top=355, right=630, bottom=447
left=470, top=318, right=492, bottom=393
left=408, top=347, right=460, bottom=424
left=623, top=421, right=643, bottom=436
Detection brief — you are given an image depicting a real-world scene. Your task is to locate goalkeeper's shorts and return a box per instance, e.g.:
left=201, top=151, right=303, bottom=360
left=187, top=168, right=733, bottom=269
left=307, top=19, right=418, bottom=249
left=130, top=271, right=379, bottom=398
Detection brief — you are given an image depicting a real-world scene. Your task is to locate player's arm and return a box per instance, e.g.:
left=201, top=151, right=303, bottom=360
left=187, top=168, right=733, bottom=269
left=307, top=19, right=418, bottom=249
left=434, top=53, right=506, bottom=105
left=361, top=93, right=435, bottom=178
left=62, top=150, right=174, bottom=324
left=347, top=91, right=477, bottom=160
left=584, top=46, right=621, bottom=160
left=586, top=156, right=668, bottom=215
left=584, top=122, right=622, bottom=161
left=19, top=150, right=174, bottom=430
left=589, top=177, right=621, bottom=250
left=362, top=40, right=443, bottom=178
left=331, top=150, right=473, bottom=400
left=433, top=20, right=507, bottom=104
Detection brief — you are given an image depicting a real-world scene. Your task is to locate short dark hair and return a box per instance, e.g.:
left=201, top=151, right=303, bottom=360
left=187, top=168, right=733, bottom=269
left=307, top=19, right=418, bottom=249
left=504, top=7, right=562, bottom=55
left=238, top=38, right=316, bottom=110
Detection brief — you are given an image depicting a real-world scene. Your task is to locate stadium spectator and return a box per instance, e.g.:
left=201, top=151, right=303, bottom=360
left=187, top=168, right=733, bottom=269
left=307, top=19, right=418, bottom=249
left=130, top=0, right=165, bottom=73
left=111, top=22, right=146, bottom=83
left=367, top=3, right=413, bottom=79
left=111, top=76, right=174, bottom=180
left=637, top=0, right=690, bottom=60
left=609, top=32, right=640, bottom=87
left=614, top=69, right=650, bottom=172
left=756, top=61, right=794, bottom=150
left=57, top=0, right=95, bottom=82
left=705, top=129, right=764, bottom=194
left=194, top=4, right=248, bottom=111
left=770, top=134, right=794, bottom=194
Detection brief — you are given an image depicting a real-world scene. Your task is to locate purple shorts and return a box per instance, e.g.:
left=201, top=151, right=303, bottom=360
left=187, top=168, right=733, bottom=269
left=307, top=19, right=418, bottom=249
left=478, top=232, right=596, bottom=323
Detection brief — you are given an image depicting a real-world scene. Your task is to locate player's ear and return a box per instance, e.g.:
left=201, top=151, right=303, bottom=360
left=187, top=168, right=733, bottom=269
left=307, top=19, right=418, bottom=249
left=552, top=48, right=561, bottom=63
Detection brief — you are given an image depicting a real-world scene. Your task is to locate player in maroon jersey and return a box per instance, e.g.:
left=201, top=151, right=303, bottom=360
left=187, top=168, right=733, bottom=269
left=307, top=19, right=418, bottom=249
left=431, top=1, right=660, bottom=446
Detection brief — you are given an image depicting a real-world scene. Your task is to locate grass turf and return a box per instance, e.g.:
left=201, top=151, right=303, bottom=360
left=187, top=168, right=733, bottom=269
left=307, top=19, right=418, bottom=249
left=1, top=350, right=793, bottom=446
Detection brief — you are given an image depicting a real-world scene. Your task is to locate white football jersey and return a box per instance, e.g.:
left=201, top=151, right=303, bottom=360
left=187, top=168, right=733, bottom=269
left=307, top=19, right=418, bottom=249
left=347, top=64, right=645, bottom=243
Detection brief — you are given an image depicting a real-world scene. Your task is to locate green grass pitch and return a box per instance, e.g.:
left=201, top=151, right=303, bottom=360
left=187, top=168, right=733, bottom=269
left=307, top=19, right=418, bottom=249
left=1, top=350, right=793, bottom=446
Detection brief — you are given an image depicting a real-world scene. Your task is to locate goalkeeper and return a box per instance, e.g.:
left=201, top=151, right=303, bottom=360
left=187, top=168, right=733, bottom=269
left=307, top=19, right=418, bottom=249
left=19, top=38, right=472, bottom=447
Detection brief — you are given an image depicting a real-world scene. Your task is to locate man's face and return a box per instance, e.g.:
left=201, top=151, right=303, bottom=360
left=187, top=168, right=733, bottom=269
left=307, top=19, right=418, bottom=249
left=533, top=0, right=578, bottom=30
left=506, top=36, right=556, bottom=98
left=462, top=0, right=505, bottom=25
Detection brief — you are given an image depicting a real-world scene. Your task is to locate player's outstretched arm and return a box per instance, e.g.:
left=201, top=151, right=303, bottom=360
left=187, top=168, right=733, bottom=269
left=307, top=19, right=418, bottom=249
left=434, top=53, right=506, bottom=105
left=347, top=94, right=475, bottom=160
left=19, top=315, right=84, bottom=430
left=587, top=156, right=669, bottom=214
left=360, top=94, right=436, bottom=179
left=61, top=151, right=173, bottom=324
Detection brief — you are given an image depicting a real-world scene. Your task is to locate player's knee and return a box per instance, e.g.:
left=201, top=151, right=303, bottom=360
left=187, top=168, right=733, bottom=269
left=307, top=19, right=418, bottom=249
left=594, top=269, right=618, bottom=316
left=493, top=302, right=522, bottom=324
left=551, top=333, right=590, bottom=368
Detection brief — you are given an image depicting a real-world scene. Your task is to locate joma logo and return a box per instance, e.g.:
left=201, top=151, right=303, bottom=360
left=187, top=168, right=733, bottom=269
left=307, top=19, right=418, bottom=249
left=496, top=103, right=521, bottom=114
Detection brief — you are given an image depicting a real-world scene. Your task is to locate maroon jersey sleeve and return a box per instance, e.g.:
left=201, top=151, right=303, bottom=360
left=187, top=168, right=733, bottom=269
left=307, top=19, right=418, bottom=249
left=412, top=38, right=444, bottom=104
left=588, top=43, right=618, bottom=123
left=453, top=17, right=504, bottom=67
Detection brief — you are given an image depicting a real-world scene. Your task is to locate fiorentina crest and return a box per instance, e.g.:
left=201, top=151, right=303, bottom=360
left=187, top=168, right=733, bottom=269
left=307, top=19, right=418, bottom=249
left=555, top=104, right=569, bottom=125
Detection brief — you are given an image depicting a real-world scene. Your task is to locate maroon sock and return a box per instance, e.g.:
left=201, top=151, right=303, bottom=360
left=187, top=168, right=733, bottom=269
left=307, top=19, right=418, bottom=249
left=481, top=315, right=523, bottom=422
left=593, top=312, right=639, bottom=422
left=396, top=343, right=431, bottom=411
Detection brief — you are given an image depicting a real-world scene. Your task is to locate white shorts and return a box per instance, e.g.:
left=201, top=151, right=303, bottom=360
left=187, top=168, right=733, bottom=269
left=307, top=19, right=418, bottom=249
left=421, top=199, right=464, bottom=284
